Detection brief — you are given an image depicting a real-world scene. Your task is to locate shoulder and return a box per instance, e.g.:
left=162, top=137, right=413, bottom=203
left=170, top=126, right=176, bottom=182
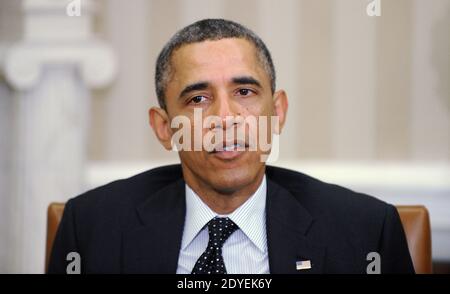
left=266, top=166, right=413, bottom=273
left=66, top=164, right=183, bottom=219
left=266, top=165, right=393, bottom=223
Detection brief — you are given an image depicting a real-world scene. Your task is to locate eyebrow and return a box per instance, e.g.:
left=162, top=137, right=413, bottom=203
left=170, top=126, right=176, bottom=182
left=231, top=76, right=262, bottom=88
left=179, top=81, right=209, bottom=99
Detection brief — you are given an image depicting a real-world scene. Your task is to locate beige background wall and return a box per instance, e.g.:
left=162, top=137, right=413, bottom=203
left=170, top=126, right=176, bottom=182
left=88, top=0, right=450, bottom=164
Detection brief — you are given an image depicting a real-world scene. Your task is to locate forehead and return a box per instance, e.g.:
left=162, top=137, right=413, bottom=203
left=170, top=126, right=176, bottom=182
left=169, top=38, right=267, bottom=87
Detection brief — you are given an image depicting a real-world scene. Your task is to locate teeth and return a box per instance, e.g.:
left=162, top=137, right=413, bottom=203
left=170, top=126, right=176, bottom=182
left=223, top=144, right=243, bottom=151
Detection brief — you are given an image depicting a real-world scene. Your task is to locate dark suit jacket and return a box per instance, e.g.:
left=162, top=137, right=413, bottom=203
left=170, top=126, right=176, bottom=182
left=48, top=164, right=414, bottom=274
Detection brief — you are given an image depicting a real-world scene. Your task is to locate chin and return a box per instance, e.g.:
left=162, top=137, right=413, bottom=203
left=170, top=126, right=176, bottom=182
left=180, top=151, right=265, bottom=194
left=207, top=165, right=258, bottom=194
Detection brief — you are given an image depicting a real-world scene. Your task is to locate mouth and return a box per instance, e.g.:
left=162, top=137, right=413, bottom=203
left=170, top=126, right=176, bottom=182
left=209, top=141, right=249, bottom=160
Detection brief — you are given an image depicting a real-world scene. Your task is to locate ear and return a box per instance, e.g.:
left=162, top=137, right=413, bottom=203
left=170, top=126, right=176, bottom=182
left=149, top=106, right=173, bottom=150
left=272, top=90, right=288, bottom=134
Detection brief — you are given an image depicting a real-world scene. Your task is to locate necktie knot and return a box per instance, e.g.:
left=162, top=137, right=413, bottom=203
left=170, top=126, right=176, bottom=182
left=191, top=217, right=238, bottom=274
left=207, top=217, right=238, bottom=246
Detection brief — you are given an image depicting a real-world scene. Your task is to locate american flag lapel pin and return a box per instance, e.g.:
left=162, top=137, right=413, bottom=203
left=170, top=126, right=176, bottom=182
left=296, top=260, right=312, bottom=270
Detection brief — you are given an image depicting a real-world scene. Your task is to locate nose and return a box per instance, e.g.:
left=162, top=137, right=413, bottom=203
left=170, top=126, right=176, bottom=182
left=211, top=90, right=241, bottom=130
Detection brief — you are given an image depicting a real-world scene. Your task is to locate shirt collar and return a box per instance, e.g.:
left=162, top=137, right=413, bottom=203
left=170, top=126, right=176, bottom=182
left=181, top=176, right=267, bottom=253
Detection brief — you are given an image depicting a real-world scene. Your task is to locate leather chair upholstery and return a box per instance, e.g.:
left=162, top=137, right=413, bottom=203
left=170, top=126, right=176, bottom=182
left=45, top=202, right=65, bottom=273
left=396, top=205, right=432, bottom=273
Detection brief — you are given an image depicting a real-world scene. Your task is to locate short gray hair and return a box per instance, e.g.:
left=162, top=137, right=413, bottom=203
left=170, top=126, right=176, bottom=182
left=155, top=18, right=276, bottom=109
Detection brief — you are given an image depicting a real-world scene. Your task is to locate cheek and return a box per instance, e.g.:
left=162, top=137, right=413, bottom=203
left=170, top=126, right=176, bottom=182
left=179, top=151, right=205, bottom=168
left=241, top=97, right=273, bottom=116
left=248, top=104, right=275, bottom=150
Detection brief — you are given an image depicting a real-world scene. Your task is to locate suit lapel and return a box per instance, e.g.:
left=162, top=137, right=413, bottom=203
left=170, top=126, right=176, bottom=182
left=122, top=179, right=186, bottom=273
left=266, top=179, right=326, bottom=274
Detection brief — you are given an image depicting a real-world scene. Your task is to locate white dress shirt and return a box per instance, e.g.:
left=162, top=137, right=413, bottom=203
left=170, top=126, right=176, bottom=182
left=176, top=176, right=269, bottom=274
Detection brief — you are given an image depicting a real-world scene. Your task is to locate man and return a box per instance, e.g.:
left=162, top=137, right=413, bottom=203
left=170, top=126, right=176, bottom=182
left=49, top=19, right=414, bottom=274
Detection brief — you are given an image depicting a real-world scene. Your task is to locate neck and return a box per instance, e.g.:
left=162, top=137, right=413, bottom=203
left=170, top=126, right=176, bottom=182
left=182, top=166, right=265, bottom=215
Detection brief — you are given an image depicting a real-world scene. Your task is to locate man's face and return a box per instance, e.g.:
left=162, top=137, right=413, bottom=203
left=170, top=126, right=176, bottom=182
left=151, top=38, right=287, bottom=194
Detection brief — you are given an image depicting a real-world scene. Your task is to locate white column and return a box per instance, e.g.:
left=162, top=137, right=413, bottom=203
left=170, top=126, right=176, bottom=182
left=1, top=0, right=116, bottom=273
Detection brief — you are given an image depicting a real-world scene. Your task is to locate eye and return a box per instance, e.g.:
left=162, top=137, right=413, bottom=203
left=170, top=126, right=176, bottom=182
left=236, top=88, right=255, bottom=96
left=189, top=95, right=208, bottom=104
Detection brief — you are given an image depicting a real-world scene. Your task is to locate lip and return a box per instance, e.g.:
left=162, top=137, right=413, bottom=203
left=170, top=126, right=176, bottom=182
left=209, top=141, right=248, bottom=160
left=211, top=149, right=246, bottom=160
